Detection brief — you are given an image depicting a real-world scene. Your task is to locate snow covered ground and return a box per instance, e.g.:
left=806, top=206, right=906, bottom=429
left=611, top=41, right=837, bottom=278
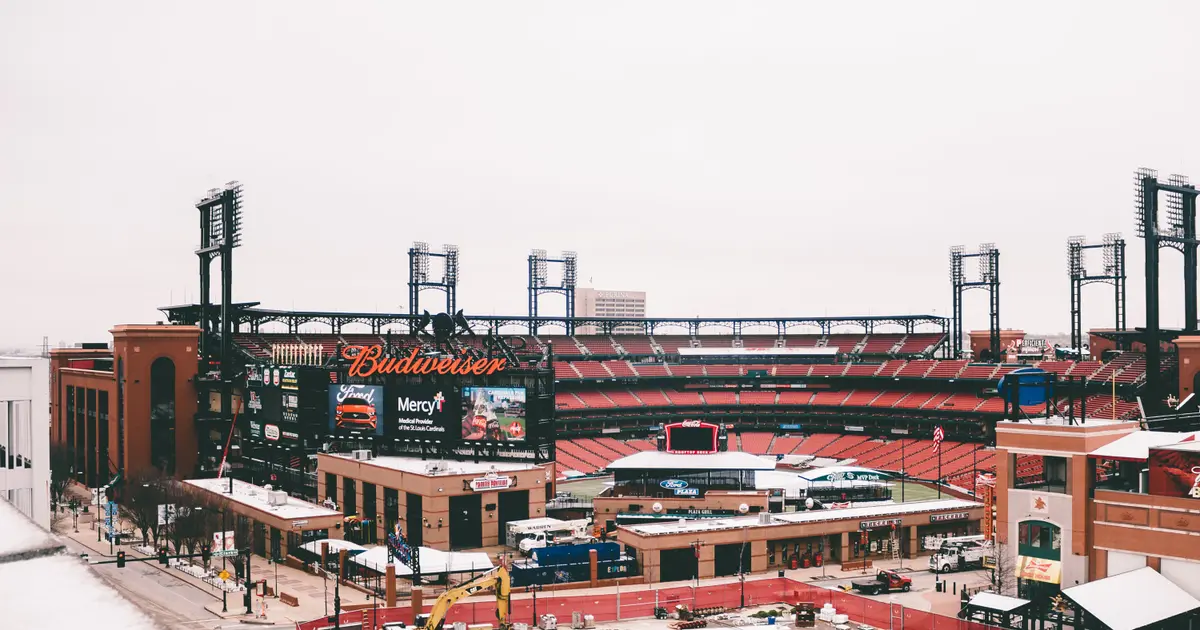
left=0, top=500, right=157, bottom=630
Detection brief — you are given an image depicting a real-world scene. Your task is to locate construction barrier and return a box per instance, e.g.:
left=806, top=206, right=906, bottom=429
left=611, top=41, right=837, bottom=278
left=297, top=577, right=1002, bottom=630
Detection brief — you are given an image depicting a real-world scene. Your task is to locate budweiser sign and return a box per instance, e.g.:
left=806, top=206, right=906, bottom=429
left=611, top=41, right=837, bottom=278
left=343, top=345, right=506, bottom=378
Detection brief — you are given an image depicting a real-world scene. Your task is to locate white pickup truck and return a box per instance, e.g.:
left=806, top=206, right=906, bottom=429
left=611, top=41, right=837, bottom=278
left=518, top=528, right=594, bottom=555
left=929, top=542, right=989, bottom=573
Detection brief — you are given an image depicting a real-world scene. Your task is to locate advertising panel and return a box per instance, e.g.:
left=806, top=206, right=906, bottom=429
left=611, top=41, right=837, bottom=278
left=328, top=384, right=385, bottom=436
left=391, top=385, right=454, bottom=437
left=461, top=386, right=527, bottom=441
left=1149, top=447, right=1200, bottom=498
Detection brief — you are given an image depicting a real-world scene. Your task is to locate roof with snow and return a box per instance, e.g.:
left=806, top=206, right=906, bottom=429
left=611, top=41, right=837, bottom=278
left=1062, top=567, right=1200, bottom=630
left=967, top=592, right=1031, bottom=613
left=184, top=477, right=341, bottom=521
left=0, top=500, right=156, bottom=630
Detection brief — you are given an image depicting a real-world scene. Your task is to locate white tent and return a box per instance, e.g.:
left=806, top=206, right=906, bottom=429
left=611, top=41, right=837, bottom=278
left=299, top=539, right=367, bottom=555
left=349, top=545, right=494, bottom=576
left=1063, top=566, right=1200, bottom=630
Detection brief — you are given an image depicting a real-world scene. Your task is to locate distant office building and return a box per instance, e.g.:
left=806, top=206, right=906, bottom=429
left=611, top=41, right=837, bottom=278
left=0, top=356, right=50, bottom=529
left=575, top=288, right=646, bottom=334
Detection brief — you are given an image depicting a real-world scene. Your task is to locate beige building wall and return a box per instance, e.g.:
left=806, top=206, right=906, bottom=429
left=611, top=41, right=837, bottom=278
left=575, top=288, right=646, bottom=335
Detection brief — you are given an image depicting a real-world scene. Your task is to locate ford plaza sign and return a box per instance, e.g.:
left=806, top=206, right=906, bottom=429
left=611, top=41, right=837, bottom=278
left=660, top=479, right=699, bottom=496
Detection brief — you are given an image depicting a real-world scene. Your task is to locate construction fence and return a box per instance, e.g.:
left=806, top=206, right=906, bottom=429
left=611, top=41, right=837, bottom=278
left=297, top=577, right=1003, bottom=630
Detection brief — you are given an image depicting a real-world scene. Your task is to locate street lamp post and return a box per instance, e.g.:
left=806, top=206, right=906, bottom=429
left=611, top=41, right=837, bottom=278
left=221, top=508, right=228, bottom=613
left=526, top=584, right=543, bottom=626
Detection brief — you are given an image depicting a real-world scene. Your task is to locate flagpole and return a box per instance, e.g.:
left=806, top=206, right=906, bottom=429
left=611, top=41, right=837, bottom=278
left=901, top=439, right=905, bottom=503
left=938, top=445, right=942, bottom=499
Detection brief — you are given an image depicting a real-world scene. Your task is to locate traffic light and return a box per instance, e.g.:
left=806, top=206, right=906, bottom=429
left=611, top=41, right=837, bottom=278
left=201, top=544, right=211, bottom=566
left=158, top=548, right=168, bottom=565
left=116, top=551, right=126, bottom=568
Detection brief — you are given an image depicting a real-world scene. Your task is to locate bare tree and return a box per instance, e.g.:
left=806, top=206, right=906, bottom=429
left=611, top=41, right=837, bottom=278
left=48, top=443, right=75, bottom=513
left=989, top=539, right=1018, bottom=597
left=124, top=468, right=166, bottom=547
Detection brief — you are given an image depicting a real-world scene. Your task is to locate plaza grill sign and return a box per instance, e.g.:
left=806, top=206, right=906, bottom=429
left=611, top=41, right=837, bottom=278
left=467, top=474, right=515, bottom=492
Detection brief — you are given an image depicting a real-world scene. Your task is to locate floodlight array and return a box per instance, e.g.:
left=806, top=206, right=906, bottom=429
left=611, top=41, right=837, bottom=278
left=562, top=251, right=578, bottom=288
left=948, top=245, right=964, bottom=283
left=412, top=241, right=430, bottom=283
left=1166, top=174, right=1191, bottom=238
left=978, top=243, right=997, bottom=282
left=443, top=245, right=459, bottom=285
left=1102, top=233, right=1122, bottom=277
left=1134, top=167, right=1158, bottom=237
left=530, top=249, right=548, bottom=288
left=1067, top=236, right=1086, bottom=279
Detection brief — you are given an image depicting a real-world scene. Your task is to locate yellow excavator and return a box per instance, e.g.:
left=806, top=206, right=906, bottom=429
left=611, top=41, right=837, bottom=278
left=418, top=565, right=512, bottom=630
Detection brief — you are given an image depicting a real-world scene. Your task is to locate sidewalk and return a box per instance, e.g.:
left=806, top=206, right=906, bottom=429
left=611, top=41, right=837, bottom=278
left=57, top=507, right=342, bottom=626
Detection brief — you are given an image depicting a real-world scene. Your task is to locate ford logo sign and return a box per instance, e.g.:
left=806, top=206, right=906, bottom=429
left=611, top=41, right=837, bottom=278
left=660, top=479, right=688, bottom=490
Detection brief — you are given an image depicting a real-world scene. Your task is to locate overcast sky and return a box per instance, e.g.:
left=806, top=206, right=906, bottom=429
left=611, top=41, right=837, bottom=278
left=3, top=1, right=1200, bottom=350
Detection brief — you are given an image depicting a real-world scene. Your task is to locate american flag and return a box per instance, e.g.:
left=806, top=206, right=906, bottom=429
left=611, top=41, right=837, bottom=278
left=933, top=426, right=945, bottom=452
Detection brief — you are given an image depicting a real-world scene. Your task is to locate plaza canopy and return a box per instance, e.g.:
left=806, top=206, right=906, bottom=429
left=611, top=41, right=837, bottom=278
left=350, top=545, right=494, bottom=576
left=1089, top=430, right=1200, bottom=462
left=1062, top=567, right=1200, bottom=630
left=964, top=592, right=1034, bottom=628
left=299, top=539, right=367, bottom=556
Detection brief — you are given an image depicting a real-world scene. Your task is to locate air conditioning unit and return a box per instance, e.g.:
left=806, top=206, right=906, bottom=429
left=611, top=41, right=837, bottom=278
left=352, top=449, right=373, bottom=461
left=758, top=512, right=774, bottom=525
left=425, top=461, right=447, bottom=474
left=267, top=491, right=288, bottom=506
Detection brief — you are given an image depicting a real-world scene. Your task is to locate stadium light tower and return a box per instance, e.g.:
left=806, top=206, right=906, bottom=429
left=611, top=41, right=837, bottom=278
left=194, top=181, right=244, bottom=477
left=408, top=242, right=459, bottom=316
left=528, top=250, right=578, bottom=335
left=949, top=243, right=1001, bottom=361
left=1135, top=168, right=1199, bottom=412
left=1067, top=234, right=1127, bottom=352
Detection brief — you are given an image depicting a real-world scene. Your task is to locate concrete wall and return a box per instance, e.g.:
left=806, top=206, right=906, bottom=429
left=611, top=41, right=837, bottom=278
left=0, top=357, right=50, bottom=529
left=1007, top=488, right=1087, bottom=589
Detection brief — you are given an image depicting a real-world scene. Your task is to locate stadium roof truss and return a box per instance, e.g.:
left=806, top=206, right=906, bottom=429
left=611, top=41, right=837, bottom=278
left=160, top=304, right=947, bottom=338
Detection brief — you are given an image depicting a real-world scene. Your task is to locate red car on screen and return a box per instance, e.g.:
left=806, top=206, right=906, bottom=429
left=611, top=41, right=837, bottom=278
left=336, top=396, right=377, bottom=430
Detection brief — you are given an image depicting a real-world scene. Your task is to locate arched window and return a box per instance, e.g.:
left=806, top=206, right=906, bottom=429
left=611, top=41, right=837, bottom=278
left=149, top=357, right=176, bottom=475
left=1017, top=519, right=1062, bottom=561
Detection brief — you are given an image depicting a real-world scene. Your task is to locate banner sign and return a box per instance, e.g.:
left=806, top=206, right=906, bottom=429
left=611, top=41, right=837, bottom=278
left=859, top=518, right=902, bottom=531
left=468, top=474, right=515, bottom=492
left=1149, top=447, right=1200, bottom=499
left=213, top=531, right=235, bottom=552
left=930, top=512, right=970, bottom=523
left=1017, top=556, right=1062, bottom=584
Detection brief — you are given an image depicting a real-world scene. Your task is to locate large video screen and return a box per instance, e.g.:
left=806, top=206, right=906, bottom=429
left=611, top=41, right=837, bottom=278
left=328, top=384, right=385, bottom=436
left=460, top=386, right=527, bottom=442
left=665, top=421, right=718, bottom=454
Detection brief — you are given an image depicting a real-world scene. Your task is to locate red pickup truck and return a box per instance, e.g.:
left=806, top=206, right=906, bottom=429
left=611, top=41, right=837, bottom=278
left=851, top=570, right=913, bottom=595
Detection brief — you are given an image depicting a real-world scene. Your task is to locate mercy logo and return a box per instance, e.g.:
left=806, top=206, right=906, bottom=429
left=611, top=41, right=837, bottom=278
left=398, top=391, right=445, bottom=416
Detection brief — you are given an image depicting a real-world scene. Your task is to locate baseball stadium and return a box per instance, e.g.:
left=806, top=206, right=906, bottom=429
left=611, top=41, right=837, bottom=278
left=43, top=169, right=1200, bottom=628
